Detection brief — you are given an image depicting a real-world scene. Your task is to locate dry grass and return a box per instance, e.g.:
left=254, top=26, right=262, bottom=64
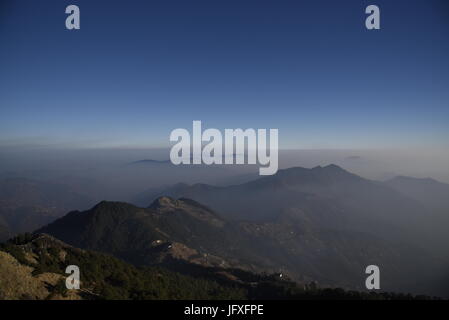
left=0, top=251, right=81, bottom=300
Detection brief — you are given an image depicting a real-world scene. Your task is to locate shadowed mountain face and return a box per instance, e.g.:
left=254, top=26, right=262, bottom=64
left=0, top=178, right=92, bottom=209
left=386, top=176, right=449, bottom=211
left=38, top=198, right=242, bottom=267
left=0, top=178, right=94, bottom=236
left=135, top=165, right=431, bottom=245
left=38, top=198, right=275, bottom=273
left=37, top=195, right=448, bottom=297
left=384, top=175, right=449, bottom=256
left=137, top=165, right=424, bottom=221
left=128, top=164, right=449, bottom=295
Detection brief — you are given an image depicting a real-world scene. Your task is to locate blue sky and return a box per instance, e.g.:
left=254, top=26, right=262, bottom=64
left=0, top=0, right=448, bottom=149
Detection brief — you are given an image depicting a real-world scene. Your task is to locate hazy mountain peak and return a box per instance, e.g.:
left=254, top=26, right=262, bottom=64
left=309, top=164, right=350, bottom=173
left=149, top=196, right=180, bottom=210
left=389, top=175, right=440, bottom=184
left=261, top=164, right=356, bottom=186
left=385, top=175, right=449, bottom=211
left=323, top=163, right=346, bottom=171
left=276, top=164, right=349, bottom=176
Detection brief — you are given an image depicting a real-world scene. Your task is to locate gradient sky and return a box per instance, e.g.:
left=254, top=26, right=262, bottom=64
left=0, top=0, right=448, bottom=149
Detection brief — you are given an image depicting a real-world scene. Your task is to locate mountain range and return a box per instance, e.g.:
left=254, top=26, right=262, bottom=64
left=37, top=163, right=449, bottom=297
left=0, top=177, right=94, bottom=237
left=134, top=166, right=427, bottom=243
left=1, top=164, right=448, bottom=298
left=386, top=175, right=449, bottom=211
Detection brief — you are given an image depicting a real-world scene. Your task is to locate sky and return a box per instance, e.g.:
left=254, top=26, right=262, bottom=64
left=0, top=0, right=448, bottom=149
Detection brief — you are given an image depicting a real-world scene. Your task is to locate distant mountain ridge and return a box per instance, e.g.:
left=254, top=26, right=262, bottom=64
left=137, top=164, right=426, bottom=231
left=128, top=164, right=449, bottom=296
left=0, top=177, right=94, bottom=237
left=386, top=175, right=449, bottom=211
left=37, top=190, right=448, bottom=296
